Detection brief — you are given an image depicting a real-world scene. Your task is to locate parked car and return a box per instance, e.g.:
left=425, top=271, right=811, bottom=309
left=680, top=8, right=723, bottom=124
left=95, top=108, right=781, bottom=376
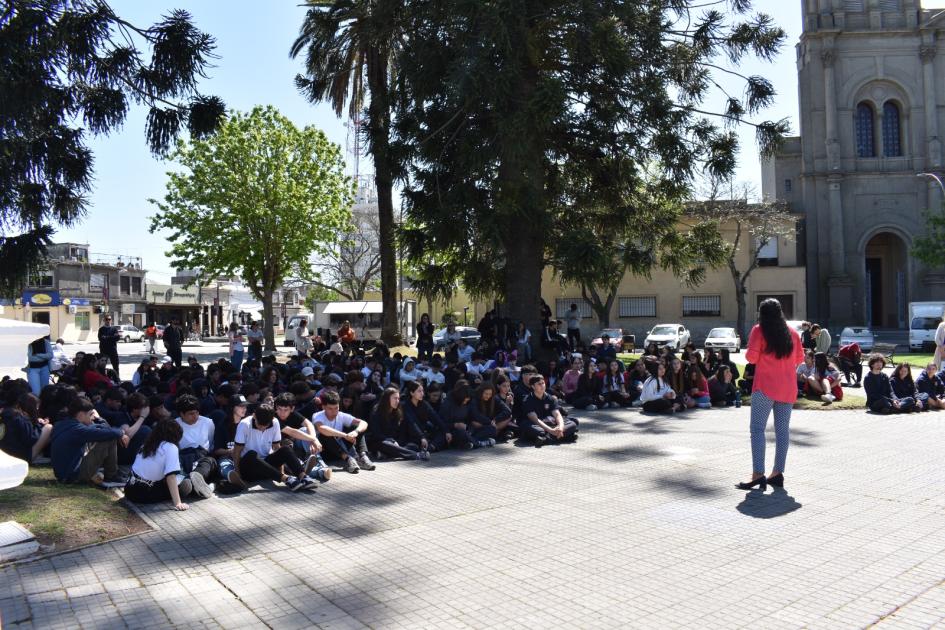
left=433, top=325, right=481, bottom=349
left=703, top=327, right=741, bottom=352
left=839, top=326, right=874, bottom=352
left=644, top=324, right=691, bottom=351
left=118, top=324, right=144, bottom=343
left=590, top=328, right=630, bottom=352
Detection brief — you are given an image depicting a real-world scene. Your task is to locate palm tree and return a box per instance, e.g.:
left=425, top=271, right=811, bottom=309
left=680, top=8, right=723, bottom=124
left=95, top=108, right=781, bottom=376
left=291, top=0, right=404, bottom=346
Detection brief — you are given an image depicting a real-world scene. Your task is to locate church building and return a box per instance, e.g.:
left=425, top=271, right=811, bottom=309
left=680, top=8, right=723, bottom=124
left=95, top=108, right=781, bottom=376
left=764, top=0, right=945, bottom=328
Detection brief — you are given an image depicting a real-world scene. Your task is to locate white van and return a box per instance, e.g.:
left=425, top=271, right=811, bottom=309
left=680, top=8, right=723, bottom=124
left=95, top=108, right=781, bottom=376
left=909, top=302, right=945, bottom=350
left=283, top=313, right=315, bottom=346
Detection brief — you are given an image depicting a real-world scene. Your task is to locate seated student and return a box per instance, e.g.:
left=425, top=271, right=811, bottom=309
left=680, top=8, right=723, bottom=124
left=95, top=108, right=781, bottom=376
left=0, top=392, right=54, bottom=464
left=704, top=348, right=720, bottom=375
left=688, top=351, right=710, bottom=379
left=560, top=357, right=582, bottom=401
left=717, top=349, right=740, bottom=380
left=890, top=363, right=928, bottom=411
left=96, top=388, right=151, bottom=465
left=232, top=404, right=317, bottom=491
left=600, top=360, right=633, bottom=408
left=520, top=375, right=579, bottom=446
left=490, top=375, right=520, bottom=438
left=312, top=390, right=376, bottom=473
left=368, top=388, right=429, bottom=460
left=916, top=363, right=945, bottom=410
left=805, top=352, right=843, bottom=404
left=540, top=320, right=569, bottom=358
left=425, top=381, right=445, bottom=414
left=273, top=393, right=330, bottom=481
left=738, top=363, right=755, bottom=397
left=708, top=365, right=740, bottom=407
left=402, top=381, right=450, bottom=451
left=398, top=357, right=423, bottom=388
left=173, top=394, right=222, bottom=499
left=837, top=341, right=863, bottom=387
left=124, top=419, right=193, bottom=511
left=687, top=364, right=711, bottom=408
left=796, top=350, right=815, bottom=395
left=466, top=353, right=488, bottom=377
left=597, top=335, right=618, bottom=364
left=211, top=396, right=252, bottom=491
left=864, top=354, right=915, bottom=413
left=626, top=359, right=649, bottom=407
left=471, top=382, right=513, bottom=442
left=568, top=360, right=602, bottom=411
left=639, top=361, right=684, bottom=413
left=439, top=380, right=496, bottom=449
left=667, top=358, right=694, bottom=409
left=51, top=396, right=126, bottom=486
left=420, top=358, right=446, bottom=387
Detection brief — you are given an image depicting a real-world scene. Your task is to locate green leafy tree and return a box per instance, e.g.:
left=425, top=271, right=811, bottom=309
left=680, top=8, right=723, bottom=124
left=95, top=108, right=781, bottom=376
left=292, top=0, right=405, bottom=345
left=394, top=0, right=788, bottom=340
left=149, top=106, right=352, bottom=350
left=0, top=0, right=225, bottom=296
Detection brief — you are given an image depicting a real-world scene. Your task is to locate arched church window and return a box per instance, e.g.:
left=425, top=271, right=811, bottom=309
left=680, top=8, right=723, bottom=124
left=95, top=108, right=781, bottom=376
left=855, top=102, right=875, bottom=158
left=882, top=101, right=902, bottom=157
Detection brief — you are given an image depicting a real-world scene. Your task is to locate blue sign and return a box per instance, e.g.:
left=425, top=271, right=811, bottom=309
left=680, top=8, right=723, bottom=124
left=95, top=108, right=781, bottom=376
left=22, top=290, right=61, bottom=307
left=61, top=297, right=91, bottom=306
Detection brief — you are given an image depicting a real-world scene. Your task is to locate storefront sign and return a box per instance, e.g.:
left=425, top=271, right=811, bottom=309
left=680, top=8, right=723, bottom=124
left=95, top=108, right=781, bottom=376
left=61, top=297, right=91, bottom=306
left=22, top=291, right=61, bottom=306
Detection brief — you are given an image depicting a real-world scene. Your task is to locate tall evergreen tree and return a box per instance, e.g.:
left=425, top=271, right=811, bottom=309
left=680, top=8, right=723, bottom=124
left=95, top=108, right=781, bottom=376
left=393, top=0, right=788, bottom=339
left=0, top=0, right=225, bottom=296
left=292, top=0, right=406, bottom=345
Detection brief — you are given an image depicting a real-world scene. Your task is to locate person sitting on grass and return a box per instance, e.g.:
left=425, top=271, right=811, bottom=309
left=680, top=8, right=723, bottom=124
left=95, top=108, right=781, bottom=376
left=708, top=365, right=740, bottom=407
left=232, top=404, right=317, bottom=492
left=312, top=390, right=376, bottom=473
left=796, top=350, right=815, bottom=396
left=889, top=363, right=928, bottom=412
left=864, top=355, right=915, bottom=414
left=124, top=419, right=192, bottom=511
left=837, top=341, right=863, bottom=387
left=640, top=360, right=684, bottom=414
left=805, top=352, right=842, bottom=404
left=95, top=388, right=151, bottom=466
left=520, top=375, right=579, bottom=446
left=0, top=391, right=54, bottom=464
left=915, top=363, right=945, bottom=410
left=367, top=387, right=430, bottom=461
left=51, top=396, right=127, bottom=487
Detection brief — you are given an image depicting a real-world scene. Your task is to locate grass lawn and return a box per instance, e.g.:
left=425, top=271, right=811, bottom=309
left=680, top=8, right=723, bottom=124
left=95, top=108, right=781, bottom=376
left=0, top=467, right=149, bottom=551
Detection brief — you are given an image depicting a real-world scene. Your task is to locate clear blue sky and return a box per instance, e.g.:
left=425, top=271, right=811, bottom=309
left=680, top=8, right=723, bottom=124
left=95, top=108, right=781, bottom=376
left=58, top=1, right=806, bottom=281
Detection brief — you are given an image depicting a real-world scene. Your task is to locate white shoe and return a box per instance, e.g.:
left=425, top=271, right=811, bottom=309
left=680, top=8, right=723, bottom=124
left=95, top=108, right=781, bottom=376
left=190, top=471, right=214, bottom=498
left=585, top=404, right=597, bottom=411
left=821, top=393, right=835, bottom=403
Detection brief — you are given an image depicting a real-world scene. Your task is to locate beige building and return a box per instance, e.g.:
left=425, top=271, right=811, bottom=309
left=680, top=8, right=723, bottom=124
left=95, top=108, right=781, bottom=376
left=764, top=1, right=945, bottom=328
left=541, top=218, right=806, bottom=343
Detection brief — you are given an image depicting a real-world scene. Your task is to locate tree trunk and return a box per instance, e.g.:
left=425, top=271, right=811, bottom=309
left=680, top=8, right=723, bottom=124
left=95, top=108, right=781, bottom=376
left=504, top=228, right=545, bottom=350
left=262, top=290, right=275, bottom=352
left=735, top=280, right=747, bottom=343
left=367, top=46, right=402, bottom=347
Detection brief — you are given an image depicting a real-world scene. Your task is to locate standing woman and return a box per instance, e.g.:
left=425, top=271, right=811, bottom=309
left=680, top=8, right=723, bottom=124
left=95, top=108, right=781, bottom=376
left=737, top=298, right=804, bottom=491
left=416, top=313, right=435, bottom=362
left=515, top=322, right=532, bottom=363
left=227, top=323, right=245, bottom=373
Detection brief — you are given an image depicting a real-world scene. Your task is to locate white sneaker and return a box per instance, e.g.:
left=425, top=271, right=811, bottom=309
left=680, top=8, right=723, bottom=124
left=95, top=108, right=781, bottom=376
left=821, top=393, right=835, bottom=403
left=631, top=399, right=643, bottom=408
left=609, top=402, right=619, bottom=409
left=585, top=404, right=597, bottom=411
left=189, top=471, right=214, bottom=499
left=344, top=457, right=360, bottom=474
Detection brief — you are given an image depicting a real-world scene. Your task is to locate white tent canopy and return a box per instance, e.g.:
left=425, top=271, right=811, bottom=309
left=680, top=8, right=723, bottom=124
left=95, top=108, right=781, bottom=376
left=0, top=318, right=50, bottom=369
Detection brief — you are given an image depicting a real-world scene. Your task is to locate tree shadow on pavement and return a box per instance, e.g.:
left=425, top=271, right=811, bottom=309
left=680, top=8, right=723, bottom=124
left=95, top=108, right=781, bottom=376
left=652, top=473, right=723, bottom=497
left=736, top=488, right=802, bottom=518
left=594, top=444, right=664, bottom=461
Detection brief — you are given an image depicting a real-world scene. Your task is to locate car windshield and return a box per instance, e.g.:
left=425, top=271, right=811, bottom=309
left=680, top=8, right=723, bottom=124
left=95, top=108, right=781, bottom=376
left=600, top=329, right=621, bottom=338
left=708, top=328, right=734, bottom=338
left=651, top=326, right=676, bottom=335
left=912, top=317, right=940, bottom=331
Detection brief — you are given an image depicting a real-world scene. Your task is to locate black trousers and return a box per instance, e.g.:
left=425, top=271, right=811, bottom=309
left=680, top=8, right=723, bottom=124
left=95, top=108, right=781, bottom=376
left=124, top=476, right=180, bottom=504
left=321, top=427, right=368, bottom=460
left=180, top=447, right=220, bottom=481
left=239, top=447, right=302, bottom=482
left=642, top=398, right=674, bottom=413
left=520, top=418, right=579, bottom=442
left=376, top=438, right=420, bottom=460
left=838, top=358, right=863, bottom=384
left=166, top=346, right=183, bottom=368
left=567, top=328, right=581, bottom=350
left=102, top=348, right=119, bottom=374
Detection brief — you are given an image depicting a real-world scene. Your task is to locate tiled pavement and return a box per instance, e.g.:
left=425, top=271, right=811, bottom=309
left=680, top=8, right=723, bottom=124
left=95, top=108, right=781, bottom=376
left=3, top=405, right=945, bottom=629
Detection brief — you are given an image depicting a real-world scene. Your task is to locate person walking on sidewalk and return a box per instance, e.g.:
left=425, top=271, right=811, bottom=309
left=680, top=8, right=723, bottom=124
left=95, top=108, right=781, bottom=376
left=736, top=298, right=804, bottom=492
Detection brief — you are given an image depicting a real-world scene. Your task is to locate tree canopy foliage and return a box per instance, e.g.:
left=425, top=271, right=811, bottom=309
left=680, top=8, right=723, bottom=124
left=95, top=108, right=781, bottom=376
left=149, top=106, right=352, bottom=350
left=0, top=0, right=225, bottom=296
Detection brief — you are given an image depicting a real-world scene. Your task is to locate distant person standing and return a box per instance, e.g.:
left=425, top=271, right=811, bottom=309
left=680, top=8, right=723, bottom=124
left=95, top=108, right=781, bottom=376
left=416, top=313, right=435, bottom=362
left=97, top=315, right=121, bottom=374
left=247, top=321, right=264, bottom=363
left=566, top=303, right=581, bottom=351
left=163, top=319, right=183, bottom=368
left=934, top=315, right=945, bottom=371
left=294, top=318, right=313, bottom=359
left=736, top=298, right=804, bottom=492
left=145, top=322, right=158, bottom=354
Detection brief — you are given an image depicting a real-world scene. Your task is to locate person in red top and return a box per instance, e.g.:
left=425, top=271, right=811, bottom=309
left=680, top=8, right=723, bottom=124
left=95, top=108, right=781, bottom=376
left=736, top=298, right=804, bottom=491
left=836, top=342, right=863, bottom=387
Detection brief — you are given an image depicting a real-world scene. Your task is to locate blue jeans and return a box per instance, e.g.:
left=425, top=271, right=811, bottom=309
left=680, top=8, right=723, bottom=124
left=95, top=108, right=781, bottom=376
left=231, top=350, right=244, bottom=372
left=27, top=365, right=50, bottom=395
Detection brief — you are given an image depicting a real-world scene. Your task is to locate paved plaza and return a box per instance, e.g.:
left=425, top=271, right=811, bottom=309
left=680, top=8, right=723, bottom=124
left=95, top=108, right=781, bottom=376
left=3, top=402, right=945, bottom=629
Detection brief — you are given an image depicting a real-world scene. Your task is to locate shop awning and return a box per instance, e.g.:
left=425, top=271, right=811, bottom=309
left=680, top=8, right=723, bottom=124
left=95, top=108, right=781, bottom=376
left=361, top=302, right=383, bottom=314
left=323, top=301, right=368, bottom=314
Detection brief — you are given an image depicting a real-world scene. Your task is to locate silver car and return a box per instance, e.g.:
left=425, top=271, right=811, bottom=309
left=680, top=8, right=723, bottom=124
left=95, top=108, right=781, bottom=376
left=839, top=326, right=874, bottom=352
left=118, top=324, right=144, bottom=343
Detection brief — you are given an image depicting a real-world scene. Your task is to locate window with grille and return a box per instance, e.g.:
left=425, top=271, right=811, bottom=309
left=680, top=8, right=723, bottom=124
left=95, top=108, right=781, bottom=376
left=843, top=0, right=864, bottom=10
left=682, top=295, right=721, bottom=317
left=132, top=277, right=142, bottom=295
left=878, top=0, right=900, bottom=10
left=120, top=275, right=131, bottom=295
left=28, top=268, right=53, bottom=288
left=618, top=296, right=656, bottom=318
left=856, top=103, right=875, bottom=158
left=555, top=298, right=593, bottom=319
left=882, top=101, right=902, bottom=157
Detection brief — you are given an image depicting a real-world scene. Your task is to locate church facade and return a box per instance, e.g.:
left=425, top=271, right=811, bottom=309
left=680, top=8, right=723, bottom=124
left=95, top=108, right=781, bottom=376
left=763, top=0, right=945, bottom=329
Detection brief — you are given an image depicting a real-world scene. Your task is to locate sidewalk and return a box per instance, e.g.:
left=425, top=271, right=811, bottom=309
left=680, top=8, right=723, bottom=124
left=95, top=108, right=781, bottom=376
left=2, top=405, right=945, bottom=628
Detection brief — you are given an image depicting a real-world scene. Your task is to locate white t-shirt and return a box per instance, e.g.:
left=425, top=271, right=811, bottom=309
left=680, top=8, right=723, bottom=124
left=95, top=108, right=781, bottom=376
left=423, top=369, right=446, bottom=385
left=175, top=416, right=215, bottom=451
left=247, top=328, right=264, bottom=345
left=132, top=442, right=181, bottom=482
left=566, top=310, right=580, bottom=331
left=312, top=409, right=356, bottom=432
left=457, top=345, right=474, bottom=363
left=228, top=331, right=244, bottom=352
left=465, top=361, right=486, bottom=375
left=235, top=417, right=282, bottom=457
left=936, top=322, right=945, bottom=348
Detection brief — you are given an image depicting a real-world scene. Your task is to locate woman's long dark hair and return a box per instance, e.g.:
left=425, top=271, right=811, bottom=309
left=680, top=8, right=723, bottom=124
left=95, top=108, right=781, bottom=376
left=141, top=419, right=183, bottom=458
left=376, top=387, right=402, bottom=423
left=758, top=298, right=793, bottom=358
